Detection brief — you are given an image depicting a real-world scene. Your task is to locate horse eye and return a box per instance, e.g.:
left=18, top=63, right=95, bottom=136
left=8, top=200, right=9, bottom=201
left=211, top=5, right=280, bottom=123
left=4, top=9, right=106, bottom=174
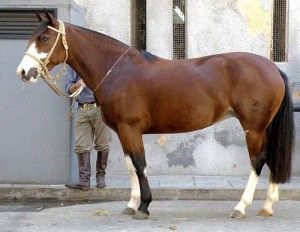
left=40, top=36, right=49, bottom=42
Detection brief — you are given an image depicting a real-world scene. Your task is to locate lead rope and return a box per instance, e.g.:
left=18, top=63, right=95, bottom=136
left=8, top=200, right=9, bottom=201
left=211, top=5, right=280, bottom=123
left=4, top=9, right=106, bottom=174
left=92, top=46, right=131, bottom=95
left=25, top=20, right=130, bottom=114
left=67, top=47, right=131, bottom=117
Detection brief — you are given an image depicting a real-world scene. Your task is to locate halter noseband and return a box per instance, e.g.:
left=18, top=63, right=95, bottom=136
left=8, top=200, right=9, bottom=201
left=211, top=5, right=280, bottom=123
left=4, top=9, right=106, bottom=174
left=25, top=20, right=83, bottom=98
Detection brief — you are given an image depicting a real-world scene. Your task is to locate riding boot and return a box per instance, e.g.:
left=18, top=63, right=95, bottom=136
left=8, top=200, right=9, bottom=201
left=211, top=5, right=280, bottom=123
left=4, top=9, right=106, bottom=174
left=96, top=150, right=109, bottom=188
left=65, top=151, right=91, bottom=190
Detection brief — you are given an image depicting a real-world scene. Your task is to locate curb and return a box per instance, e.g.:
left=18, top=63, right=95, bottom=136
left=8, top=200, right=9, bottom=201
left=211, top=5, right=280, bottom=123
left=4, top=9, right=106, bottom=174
left=1, top=185, right=300, bottom=201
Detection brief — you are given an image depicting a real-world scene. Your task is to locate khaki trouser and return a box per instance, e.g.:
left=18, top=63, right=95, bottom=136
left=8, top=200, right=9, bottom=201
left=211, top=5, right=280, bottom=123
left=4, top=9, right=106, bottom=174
left=75, top=105, right=110, bottom=154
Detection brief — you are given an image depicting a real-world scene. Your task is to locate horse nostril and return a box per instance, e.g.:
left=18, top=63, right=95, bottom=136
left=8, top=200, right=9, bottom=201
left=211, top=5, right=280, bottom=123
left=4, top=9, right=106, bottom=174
left=27, top=68, right=38, bottom=79
left=21, top=69, right=25, bottom=76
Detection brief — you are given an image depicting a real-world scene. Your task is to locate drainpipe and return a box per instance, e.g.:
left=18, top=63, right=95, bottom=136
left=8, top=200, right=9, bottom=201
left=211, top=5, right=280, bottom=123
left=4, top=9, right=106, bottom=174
left=69, top=99, right=78, bottom=183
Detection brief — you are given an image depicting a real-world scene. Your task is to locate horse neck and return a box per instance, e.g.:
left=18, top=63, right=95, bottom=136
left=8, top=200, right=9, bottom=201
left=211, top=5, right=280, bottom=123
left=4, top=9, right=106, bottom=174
left=65, top=24, right=129, bottom=90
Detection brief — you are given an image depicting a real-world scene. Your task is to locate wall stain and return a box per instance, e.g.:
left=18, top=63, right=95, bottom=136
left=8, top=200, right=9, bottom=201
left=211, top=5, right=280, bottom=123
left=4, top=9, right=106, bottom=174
left=166, top=134, right=204, bottom=168
left=237, top=0, right=271, bottom=35
left=214, top=128, right=246, bottom=147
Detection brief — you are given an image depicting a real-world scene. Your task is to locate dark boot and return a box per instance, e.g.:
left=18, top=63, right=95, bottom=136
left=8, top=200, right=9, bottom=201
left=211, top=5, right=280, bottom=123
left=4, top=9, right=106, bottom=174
left=65, top=151, right=91, bottom=190
left=96, top=150, right=109, bottom=188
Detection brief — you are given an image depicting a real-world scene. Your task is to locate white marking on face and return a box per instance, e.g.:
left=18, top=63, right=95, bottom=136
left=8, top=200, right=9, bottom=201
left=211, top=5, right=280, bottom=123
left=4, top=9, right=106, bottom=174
left=28, top=77, right=38, bottom=83
left=16, top=42, right=48, bottom=82
left=125, top=156, right=140, bottom=210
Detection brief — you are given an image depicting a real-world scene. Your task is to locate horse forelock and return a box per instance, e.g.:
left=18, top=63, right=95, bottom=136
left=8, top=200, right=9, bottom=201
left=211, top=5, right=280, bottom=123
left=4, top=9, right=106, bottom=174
left=31, top=20, right=50, bottom=41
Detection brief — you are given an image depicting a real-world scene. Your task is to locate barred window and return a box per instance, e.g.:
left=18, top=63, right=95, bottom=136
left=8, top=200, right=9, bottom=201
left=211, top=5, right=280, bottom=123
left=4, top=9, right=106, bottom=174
left=272, top=0, right=287, bottom=62
left=132, top=0, right=146, bottom=50
left=173, top=0, right=186, bottom=59
left=0, top=8, right=56, bottom=39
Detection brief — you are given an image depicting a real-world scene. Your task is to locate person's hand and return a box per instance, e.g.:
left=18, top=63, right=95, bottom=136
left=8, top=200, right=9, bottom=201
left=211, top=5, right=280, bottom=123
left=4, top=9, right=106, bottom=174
left=69, top=80, right=85, bottom=94
left=74, top=80, right=85, bottom=89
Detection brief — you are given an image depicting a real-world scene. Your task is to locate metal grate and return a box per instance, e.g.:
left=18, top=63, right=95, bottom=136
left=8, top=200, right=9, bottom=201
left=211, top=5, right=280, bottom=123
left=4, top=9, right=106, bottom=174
left=272, top=0, right=287, bottom=62
left=0, top=8, right=56, bottom=40
left=132, top=0, right=146, bottom=50
left=173, top=0, right=185, bottom=59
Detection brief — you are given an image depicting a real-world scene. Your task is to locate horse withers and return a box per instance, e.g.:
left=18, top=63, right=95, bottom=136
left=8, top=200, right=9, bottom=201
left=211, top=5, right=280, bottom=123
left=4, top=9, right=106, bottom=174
left=16, top=12, right=294, bottom=220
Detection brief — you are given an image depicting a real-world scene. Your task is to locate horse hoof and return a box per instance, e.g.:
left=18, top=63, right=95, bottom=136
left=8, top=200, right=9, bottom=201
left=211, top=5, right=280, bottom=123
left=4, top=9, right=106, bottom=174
left=230, top=210, right=245, bottom=219
left=132, top=211, right=149, bottom=220
left=257, top=208, right=272, bottom=217
left=122, top=207, right=136, bottom=215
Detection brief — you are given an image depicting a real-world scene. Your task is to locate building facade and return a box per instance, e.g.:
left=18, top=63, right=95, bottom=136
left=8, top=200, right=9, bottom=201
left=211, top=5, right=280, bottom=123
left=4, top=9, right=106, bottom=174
left=73, top=0, right=300, bottom=177
left=0, top=0, right=299, bottom=183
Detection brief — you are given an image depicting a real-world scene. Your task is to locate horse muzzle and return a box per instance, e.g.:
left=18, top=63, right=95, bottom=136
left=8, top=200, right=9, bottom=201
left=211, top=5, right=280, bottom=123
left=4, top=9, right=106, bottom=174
left=16, top=67, right=38, bottom=83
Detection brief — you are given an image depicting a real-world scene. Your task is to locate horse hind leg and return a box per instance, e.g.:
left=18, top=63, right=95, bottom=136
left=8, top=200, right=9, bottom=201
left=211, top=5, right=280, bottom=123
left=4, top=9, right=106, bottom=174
left=257, top=178, right=279, bottom=217
left=231, top=130, right=267, bottom=219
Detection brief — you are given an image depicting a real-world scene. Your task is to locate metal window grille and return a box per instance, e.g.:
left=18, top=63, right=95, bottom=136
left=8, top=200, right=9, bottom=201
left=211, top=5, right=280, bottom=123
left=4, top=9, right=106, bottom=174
left=272, top=0, right=287, bottom=62
left=132, top=0, right=146, bottom=50
left=173, top=0, right=185, bottom=59
left=0, top=8, right=56, bottom=40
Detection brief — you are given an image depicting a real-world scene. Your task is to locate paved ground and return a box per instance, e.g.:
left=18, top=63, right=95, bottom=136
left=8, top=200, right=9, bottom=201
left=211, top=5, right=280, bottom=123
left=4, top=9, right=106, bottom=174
left=1, top=175, right=300, bottom=201
left=0, top=200, right=299, bottom=232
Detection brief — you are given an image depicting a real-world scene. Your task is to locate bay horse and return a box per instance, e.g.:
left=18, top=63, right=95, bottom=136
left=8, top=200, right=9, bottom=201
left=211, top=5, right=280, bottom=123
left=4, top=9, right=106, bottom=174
left=16, top=12, right=294, bottom=220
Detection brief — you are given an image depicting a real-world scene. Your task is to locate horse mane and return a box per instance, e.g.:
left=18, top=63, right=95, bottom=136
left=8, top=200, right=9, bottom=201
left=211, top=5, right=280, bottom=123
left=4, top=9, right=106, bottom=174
left=72, top=25, right=158, bottom=62
left=140, top=50, right=158, bottom=62
left=31, top=20, right=50, bottom=40
left=75, top=25, right=129, bottom=48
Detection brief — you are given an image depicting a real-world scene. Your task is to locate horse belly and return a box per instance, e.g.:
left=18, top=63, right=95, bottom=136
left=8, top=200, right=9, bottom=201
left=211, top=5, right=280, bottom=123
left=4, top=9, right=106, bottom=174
left=147, top=101, right=229, bottom=134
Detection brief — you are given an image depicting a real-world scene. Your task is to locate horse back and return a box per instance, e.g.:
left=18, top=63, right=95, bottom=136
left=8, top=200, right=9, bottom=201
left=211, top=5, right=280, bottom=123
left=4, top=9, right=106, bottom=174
left=101, top=52, right=285, bottom=134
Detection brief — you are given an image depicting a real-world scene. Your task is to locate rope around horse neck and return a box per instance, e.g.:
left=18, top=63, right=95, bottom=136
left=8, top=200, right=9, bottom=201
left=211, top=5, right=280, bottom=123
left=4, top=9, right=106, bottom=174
left=67, top=46, right=131, bottom=118
left=92, top=46, right=131, bottom=95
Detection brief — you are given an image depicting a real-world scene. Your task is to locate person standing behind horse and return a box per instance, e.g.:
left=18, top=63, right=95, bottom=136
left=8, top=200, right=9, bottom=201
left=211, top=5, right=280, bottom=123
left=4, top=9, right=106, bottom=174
left=65, top=68, right=110, bottom=190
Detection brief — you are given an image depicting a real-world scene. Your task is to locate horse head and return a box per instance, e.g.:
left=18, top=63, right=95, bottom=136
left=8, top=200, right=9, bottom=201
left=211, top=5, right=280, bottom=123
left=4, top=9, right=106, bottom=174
left=16, top=12, right=67, bottom=83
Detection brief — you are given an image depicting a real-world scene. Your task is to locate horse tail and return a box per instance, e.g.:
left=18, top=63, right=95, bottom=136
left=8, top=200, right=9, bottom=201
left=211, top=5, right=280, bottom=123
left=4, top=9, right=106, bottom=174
left=265, top=69, right=294, bottom=183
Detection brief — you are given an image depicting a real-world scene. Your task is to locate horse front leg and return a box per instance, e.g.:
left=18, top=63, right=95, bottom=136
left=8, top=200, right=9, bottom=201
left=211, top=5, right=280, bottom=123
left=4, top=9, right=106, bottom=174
left=118, top=123, right=152, bottom=220
left=122, top=156, right=140, bottom=215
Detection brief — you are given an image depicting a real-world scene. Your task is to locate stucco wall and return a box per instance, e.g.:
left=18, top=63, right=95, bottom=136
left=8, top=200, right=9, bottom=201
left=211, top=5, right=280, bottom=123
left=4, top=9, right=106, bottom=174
left=72, top=0, right=300, bottom=178
left=73, top=0, right=131, bottom=45
left=2, top=0, right=299, bottom=185
left=146, top=0, right=173, bottom=59
left=186, top=0, right=272, bottom=58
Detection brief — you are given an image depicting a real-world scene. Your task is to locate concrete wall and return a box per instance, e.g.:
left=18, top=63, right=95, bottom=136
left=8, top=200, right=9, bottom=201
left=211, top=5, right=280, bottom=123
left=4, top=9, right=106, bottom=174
left=2, top=0, right=299, bottom=183
left=70, top=0, right=300, bottom=178
left=73, top=0, right=131, bottom=45
left=186, top=0, right=271, bottom=58
left=146, top=0, right=173, bottom=59
left=0, top=0, right=85, bottom=184
left=278, top=0, right=300, bottom=176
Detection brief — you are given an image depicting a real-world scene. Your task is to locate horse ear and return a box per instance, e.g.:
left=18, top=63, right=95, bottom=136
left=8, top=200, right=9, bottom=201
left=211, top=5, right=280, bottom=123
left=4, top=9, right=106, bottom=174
left=35, top=12, right=43, bottom=22
left=43, top=9, right=56, bottom=25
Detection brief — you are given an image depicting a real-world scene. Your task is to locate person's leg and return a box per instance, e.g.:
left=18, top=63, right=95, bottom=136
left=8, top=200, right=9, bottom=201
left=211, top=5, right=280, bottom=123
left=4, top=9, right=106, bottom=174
left=91, top=107, right=110, bottom=188
left=95, top=149, right=109, bottom=188
left=65, top=108, right=94, bottom=190
left=65, top=151, right=91, bottom=190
